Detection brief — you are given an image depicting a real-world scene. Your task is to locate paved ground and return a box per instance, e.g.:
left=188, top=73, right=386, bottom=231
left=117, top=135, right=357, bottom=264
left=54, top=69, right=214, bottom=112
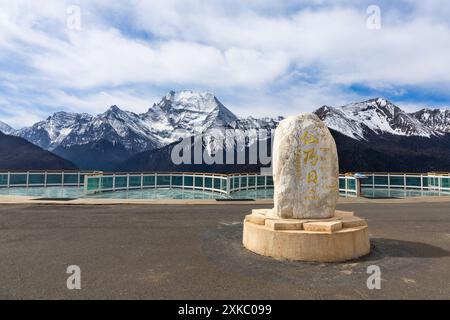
left=0, top=202, right=449, bottom=299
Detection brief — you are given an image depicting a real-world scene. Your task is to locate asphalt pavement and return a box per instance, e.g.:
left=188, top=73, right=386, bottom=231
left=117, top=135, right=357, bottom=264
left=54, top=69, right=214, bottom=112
left=0, top=202, right=449, bottom=299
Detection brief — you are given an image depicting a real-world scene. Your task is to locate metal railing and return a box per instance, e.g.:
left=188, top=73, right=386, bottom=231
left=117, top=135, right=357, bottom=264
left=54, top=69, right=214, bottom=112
left=339, top=174, right=357, bottom=197
left=0, top=171, right=92, bottom=188
left=357, top=172, right=450, bottom=195
left=2, top=171, right=450, bottom=198
left=84, top=172, right=230, bottom=195
left=83, top=172, right=351, bottom=197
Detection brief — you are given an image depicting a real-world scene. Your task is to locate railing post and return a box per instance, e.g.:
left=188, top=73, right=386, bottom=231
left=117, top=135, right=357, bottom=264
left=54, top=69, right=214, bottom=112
left=7, top=172, right=10, bottom=188
left=439, top=175, right=442, bottom=195
left=356, top=176, right=362, bottom=198
left=226, top=176, right=231, bottom=198
left=26, top=171, right=29, bottom=188
left=182, top=173, right=185, bottom=190
left=83, top=175, right=87, bottom=194
left=345, top=176, right=348, bottom=197
left=421, top=174, right=424, bottom=193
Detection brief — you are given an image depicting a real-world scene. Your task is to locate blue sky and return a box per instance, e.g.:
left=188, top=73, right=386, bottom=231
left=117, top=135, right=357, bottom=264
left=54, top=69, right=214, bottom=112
left=1, top=0, right=450, bottom=128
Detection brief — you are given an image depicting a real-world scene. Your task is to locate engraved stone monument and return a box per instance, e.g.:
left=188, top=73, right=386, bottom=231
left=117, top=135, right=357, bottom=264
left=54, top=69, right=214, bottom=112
left=272, top=113, right=339, bottom=219
left=243, top=113, right=371, bottom=262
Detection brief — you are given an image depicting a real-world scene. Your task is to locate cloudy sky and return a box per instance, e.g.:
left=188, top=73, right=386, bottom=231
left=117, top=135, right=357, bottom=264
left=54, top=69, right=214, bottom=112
left=0, top=0, right=450, bottom=128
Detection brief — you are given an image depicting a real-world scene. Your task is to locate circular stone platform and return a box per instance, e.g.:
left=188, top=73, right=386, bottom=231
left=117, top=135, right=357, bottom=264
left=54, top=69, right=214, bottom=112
left=243, top=209, right=370, bottom=262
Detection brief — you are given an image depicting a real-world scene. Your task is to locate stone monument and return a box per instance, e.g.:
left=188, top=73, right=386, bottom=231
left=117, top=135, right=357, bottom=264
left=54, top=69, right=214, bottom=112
left=243, top=113, right=370, bottom=262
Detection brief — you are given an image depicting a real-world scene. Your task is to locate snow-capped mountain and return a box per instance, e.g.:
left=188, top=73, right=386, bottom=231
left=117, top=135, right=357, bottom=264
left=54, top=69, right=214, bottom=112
left=4, top=92, right=450, bottom=172
left=229, top=116, right=284, bottom=130
left=141, top=90, right=239, bottom=145
left=315, top=98, right=437, bottom=140
left=411, top=108, right=450, bottom=134
left=13, top=91, right=275, bottom=155
left=57, top=106, right=161, bottom=152
left=16, top=112, right=93, bottom=150
left=0, top=121, right=14, bottom=134
left=7, top=95, right=450, bottom=151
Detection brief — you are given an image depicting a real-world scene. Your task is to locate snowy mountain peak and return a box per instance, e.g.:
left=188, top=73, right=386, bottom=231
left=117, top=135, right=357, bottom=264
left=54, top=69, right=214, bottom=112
left=15, top=111, right=93, bottom=150
left=316, top=98, right=436, bottom=140
left=106, top=105, right=122, bottom=113
left=160, top=90, right=221, bottom=113
left=7, top=94, right=450, bottom=159
left=411, top=108, right=450, bottom=133
left=144, top=90, right=238, bottom=139
left=0, top=121, right=14, bottom=134
left=101, top=105, right=138, bottom=120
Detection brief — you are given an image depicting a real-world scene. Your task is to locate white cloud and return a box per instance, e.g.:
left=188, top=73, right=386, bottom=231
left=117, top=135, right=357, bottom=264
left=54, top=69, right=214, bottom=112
left=40, top=89, right=162, bottom=115
left=0, top=0, right=449, bottom=127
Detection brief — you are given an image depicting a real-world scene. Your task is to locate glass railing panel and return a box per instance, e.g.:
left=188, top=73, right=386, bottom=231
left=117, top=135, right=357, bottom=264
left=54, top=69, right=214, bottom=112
left=266, top=176, right=274, bottom=187
left=213, top=177, right=221, bottom=190
left=389, top=176, right=404, bottom=187
left=242, top=176, right=249, bottom=188
left=29, top=173, right=46, bottom=185
left=172, top=175, right=183, bottom=186
left=194, top=176, right=203, bottom=188
left=406, top=176, right=421, bottom=188
left=157, top=176, right=170, bottom=186
left=221, top=178, right=227, bottom=191
left=63, top=174, right=79, bottom=185
left=441, top=177, right=450, bottom=189
left=129, top=176, right=141, bottom=187
left=47, top=174, right=62, bottom=185
left=143, top=175, right=155, bottom=187
left=183, top=176, right=193, bottom=187
left=360, top=177, right=373, bottom=185
left=248, top=176, right=256, bottom=188
left=339, top=178, right=346, bottom=190
left=87, top=177, right=100, bottom=191
left=205, top=177, right=213, bottom=189
left=374, top=176, right=388, bottom=186
left=257, top=176, right=265, bottom=186
left=0, top=174, right=8, bottom=186
left=232, top=177, right=239, bottom=189
left=347, top=178, right=356, bottom=191
left=10, top=173, right=27, bottom=185
left=115, top=176, right=127, bottom=189
left=101, top=177, right=114, bottom=190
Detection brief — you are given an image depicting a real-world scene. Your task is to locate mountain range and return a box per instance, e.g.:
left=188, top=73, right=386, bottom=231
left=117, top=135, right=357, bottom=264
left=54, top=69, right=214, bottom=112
left=1, top=92, right=450, bottom=173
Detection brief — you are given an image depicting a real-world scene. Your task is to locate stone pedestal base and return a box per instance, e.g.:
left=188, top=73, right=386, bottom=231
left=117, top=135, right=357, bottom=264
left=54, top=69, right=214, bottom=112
left=243, top=209, right=370, bottom=262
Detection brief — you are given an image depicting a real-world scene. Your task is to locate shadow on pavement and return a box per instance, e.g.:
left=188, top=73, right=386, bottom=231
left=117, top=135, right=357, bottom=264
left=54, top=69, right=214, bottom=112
left=366, top=238, right=450, bottom=259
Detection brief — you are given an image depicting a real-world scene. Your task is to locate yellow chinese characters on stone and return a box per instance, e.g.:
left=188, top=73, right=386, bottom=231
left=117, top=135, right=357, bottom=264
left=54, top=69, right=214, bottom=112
left=301, top=130, right=319, bottom=145
left=303, top=149, right=319, bottom=166
left=307, top=170, right=318, bottom=184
